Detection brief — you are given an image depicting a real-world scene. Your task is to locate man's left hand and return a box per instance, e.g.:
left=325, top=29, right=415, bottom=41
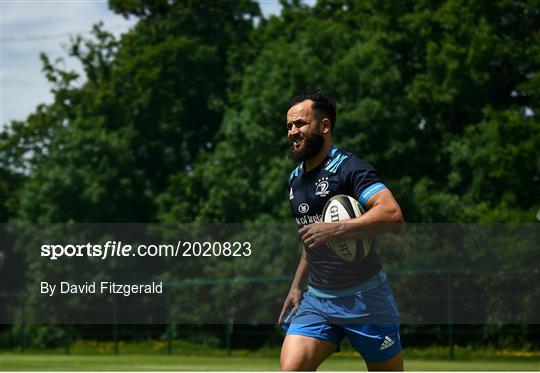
left=299, top=222, right=337, bottom=248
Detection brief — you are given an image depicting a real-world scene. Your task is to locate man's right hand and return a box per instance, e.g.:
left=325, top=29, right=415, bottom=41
left=278, top=288, right=303, bottom=325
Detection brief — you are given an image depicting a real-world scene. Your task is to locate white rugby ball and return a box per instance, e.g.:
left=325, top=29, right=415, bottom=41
left=322, top=195, right=373, bottom=262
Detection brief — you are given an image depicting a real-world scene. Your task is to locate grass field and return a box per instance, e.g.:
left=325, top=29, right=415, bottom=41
left=1, top=353, right=540, bottom=371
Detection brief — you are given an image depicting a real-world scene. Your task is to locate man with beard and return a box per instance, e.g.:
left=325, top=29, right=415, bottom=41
left=279, top=91, right=404, bottom=371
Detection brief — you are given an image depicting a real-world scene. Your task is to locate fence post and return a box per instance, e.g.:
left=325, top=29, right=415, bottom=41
left=166, top=324, right=173, bottom=355
left=447, top=273, right=454, bottom=360
left=18, top=306, right=25, bottom=352
left=113, top=300, right=119, bottom=355
left=64, top=325, right=70, bottom=355
left=18, top=323, right=24, bottom=353
left=225, top=317, right=234, bottom=356
left=63, top=309, right=70, bottom=355
left=166, top=293, right=172, bottom=355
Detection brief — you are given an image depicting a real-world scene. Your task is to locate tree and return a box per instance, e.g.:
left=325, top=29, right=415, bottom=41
left=5, top=1, right=260, bottom=223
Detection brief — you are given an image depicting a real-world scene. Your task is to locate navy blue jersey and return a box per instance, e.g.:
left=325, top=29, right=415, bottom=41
left=288, top=146, right=385, bottom=291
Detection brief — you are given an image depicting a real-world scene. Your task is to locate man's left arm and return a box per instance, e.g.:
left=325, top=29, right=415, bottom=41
left=299, top=188, right=403, bottom=249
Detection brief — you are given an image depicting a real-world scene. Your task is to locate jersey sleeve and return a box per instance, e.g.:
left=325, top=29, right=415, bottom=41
left=343, top=157, right=386, bottom=208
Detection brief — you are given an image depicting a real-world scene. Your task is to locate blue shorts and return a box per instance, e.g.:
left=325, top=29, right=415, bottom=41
left=284, top=279, right=401, bottom=363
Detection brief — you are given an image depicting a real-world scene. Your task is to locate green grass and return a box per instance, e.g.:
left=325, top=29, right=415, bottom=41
left=1, top=353, right=539, bottom=371
left=2, top=341, right=539, bottom=371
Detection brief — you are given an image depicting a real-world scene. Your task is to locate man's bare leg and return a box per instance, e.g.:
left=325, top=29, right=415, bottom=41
left=280, top=335, right=337, bottom=371
left=366, top=351, right=404, bottom=371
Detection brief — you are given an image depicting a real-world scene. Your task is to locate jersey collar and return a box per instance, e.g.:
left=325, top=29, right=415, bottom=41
left=328, top=145, right=338, bottom=158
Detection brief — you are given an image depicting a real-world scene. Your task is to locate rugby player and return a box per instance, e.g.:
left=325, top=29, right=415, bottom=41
left=279, top=91, right=405, bottom=371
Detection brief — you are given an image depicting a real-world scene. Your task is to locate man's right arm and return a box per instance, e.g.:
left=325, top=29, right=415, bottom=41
left=278, top=245, right=307, bottom=323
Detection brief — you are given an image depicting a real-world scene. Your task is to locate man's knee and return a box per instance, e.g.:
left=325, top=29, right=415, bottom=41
left=280, top=343, right=313, bottom=371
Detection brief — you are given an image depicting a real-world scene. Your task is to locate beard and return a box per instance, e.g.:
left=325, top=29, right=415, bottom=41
left=288, top=129, right=325, bottom=163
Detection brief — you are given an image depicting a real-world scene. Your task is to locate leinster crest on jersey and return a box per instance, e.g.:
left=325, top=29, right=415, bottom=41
left=315, top=177, right=330, bottom=197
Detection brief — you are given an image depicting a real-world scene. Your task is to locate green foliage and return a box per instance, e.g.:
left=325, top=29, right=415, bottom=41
left=7, top=324, right=70, bottom=349
left=1, top=0, right=538, bottom=223
left=2, top=2, right=260, bottom=223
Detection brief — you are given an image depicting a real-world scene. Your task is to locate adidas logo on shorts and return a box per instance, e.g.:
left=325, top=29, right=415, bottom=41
left=379, top=336, right=395, bottom=350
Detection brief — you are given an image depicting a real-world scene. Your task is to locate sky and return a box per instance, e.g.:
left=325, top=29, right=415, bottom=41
left=0, top=0, right=284, bottom=128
